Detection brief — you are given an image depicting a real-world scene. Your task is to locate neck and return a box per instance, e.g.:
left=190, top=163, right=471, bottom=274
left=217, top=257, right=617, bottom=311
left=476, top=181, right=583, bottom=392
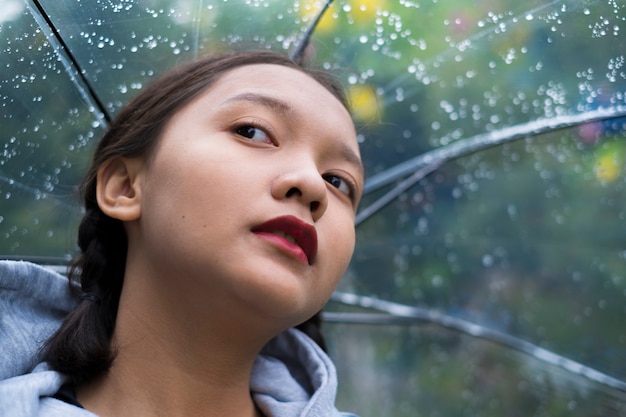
left=76, top=269, right=274, bottom=417
left=78, top=357, right=263, bottom=417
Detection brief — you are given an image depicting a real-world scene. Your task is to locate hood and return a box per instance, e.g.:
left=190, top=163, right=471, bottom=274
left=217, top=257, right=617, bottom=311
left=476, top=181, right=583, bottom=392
left=252, top=328, right=342, bottom=417
left=0, top=261, right=351, bottom=417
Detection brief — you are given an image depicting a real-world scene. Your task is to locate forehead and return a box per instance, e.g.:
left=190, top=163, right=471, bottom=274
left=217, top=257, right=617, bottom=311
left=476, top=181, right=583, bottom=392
left=209, top=64, right=352, bottom=115
left=209, top=64, right=348, bottom=117
left=214, top=63, right=339, bottom=96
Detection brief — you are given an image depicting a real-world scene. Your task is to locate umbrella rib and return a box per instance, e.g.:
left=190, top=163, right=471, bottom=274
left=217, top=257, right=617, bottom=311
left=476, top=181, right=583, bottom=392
left=191, top=0, right=204, bottom=59
left=359, top=106, right=626, bottom=205
left=290, top=0, right=334, bottom=64
left=355, top=162, right=441, bottom=226
left=0, top=171, right=79, bottom=212
left=26, top=0, right=111, bottom=126
left=326, top=293, right=626, bottom=393
left=356, top=107, right=626, bottom=225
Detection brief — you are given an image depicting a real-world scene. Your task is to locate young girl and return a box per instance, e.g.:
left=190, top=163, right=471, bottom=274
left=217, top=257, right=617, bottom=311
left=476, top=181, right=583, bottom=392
left=0, top=50, right=363, bottom=416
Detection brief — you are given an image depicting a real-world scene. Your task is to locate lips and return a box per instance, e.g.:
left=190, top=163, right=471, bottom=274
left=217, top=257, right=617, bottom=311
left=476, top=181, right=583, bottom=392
left=252, top=215, right=318, bottom=265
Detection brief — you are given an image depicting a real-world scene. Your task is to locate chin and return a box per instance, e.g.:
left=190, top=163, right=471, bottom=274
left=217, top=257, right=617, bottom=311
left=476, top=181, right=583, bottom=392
left=240, top=285, right=327, bottom=329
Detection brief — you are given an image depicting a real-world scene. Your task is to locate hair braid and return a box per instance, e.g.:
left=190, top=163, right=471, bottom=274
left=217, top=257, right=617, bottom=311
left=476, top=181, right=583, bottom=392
left=43, top=208, right=126, bottom=384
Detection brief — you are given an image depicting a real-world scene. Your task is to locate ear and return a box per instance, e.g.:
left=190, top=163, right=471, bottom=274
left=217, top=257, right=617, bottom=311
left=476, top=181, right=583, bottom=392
left=96, top=157, right=143, bottom=221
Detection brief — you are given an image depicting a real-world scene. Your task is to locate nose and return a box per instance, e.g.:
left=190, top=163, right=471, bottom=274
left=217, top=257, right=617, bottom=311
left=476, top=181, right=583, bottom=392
left=271, top=163, right=328, bottom=222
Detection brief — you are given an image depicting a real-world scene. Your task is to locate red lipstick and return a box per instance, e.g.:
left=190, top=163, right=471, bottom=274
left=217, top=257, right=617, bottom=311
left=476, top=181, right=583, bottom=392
left=252, top=215, right=318, bottom=265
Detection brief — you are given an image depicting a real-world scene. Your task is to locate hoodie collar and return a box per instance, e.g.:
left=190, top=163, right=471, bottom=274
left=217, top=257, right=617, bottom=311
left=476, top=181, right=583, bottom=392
left=251, top=328, right=339, bottom=417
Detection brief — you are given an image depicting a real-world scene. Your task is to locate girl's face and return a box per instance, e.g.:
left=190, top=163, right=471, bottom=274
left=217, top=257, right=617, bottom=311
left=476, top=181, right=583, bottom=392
left=128, top=64, right=363, bottom=329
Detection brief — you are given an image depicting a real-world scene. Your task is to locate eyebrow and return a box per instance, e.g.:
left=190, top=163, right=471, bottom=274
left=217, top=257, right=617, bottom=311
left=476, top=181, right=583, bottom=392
left=223, top=92, right=364, bottom=178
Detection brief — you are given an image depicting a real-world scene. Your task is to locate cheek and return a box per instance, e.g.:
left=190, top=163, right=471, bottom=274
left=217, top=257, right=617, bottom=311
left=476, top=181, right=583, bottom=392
left=313, top=221, right=354, bottom=310
left=322, top=216, right=356, bottom=275
left=146, top=152, right=232, bottom=205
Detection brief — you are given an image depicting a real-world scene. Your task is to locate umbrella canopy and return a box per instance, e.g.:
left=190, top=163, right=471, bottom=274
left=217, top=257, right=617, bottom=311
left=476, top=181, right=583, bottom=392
left=2, top=0, right=626, bottom=415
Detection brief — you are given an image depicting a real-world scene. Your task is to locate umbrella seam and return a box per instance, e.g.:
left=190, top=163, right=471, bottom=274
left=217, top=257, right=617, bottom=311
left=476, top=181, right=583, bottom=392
left=26, top=0, right=111, bottom=126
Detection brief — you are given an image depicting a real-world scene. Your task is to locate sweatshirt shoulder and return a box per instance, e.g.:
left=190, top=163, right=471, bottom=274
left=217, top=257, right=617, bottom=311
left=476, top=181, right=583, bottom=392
left=0, top=260, right=78, bottom=321
left=0, top=261, right=79, bottom=380
left=0, top=260, right=68, bottom=290
left=0, top=364, right=93, bottom=417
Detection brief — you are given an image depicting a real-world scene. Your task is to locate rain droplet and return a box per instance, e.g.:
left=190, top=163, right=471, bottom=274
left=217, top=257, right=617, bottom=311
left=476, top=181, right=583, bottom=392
left=431, top=275, right=443, bottom=287
left=507, top=204, right=517, bottom=217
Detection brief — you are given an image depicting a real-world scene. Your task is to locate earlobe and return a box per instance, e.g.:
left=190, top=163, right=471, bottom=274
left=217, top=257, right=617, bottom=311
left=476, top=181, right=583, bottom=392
left=96, top=157, right=143, bottom=221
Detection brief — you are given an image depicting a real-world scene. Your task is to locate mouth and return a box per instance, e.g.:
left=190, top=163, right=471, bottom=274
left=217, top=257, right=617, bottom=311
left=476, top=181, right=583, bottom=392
left=251, top=215, right=318, bottom=265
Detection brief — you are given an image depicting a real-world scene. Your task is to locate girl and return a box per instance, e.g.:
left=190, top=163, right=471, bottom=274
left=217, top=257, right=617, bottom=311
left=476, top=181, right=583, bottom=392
left=0, top=50, right=363, bottom=417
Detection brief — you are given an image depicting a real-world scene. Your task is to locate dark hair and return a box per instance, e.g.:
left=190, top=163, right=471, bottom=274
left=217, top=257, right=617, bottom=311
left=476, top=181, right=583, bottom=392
left=44, top=50, right=347, bottom=384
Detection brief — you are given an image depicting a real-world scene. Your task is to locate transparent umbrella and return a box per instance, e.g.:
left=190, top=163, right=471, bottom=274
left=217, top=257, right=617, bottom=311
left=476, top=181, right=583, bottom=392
left=2, top=0, right=626, bottom=415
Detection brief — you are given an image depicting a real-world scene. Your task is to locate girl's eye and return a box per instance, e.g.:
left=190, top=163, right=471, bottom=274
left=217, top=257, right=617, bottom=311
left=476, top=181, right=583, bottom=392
left=235, top=125, right=272, bottom=144
left=323, top=174, right=355, bottom=200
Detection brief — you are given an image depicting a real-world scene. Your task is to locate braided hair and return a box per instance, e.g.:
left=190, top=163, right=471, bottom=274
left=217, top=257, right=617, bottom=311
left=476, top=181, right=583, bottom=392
left=44, top=50, right=347, bottom=384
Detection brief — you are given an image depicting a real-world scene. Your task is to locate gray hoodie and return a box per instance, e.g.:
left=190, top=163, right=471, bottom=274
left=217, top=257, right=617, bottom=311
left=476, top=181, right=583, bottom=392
left=0, top=261, right=355, bottom=417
